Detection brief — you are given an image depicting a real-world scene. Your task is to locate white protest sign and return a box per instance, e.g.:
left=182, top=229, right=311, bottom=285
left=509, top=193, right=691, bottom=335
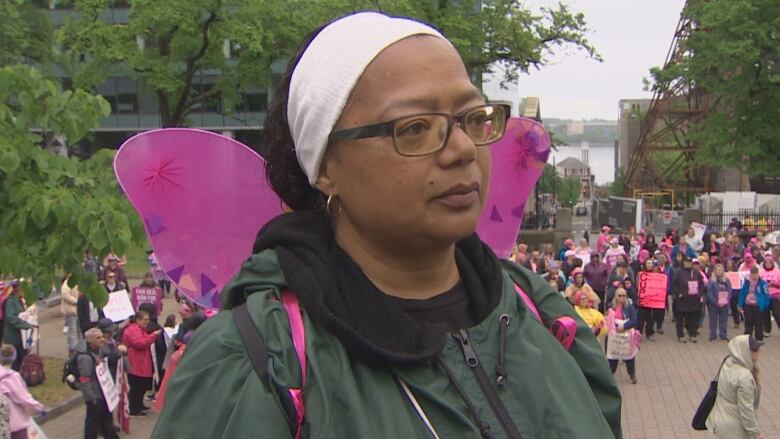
left=27, top=418, right=48, bottom=439
left=103, top=289, right=135, bottom=322
left=96, top=361, right=119, bottom=412
left=606, top=331, right=637, bottom=361
left=691, top=221, right=707, bottom=242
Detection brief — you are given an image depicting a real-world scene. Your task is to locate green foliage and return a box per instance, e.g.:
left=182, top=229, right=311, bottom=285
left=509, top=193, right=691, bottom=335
left=647, top=0, right=780, bottom=176
left=58, top=0, right=599, bottom=126
left=0, top=66, right=145, bottom=301
left=535, top=163, right=581, bottom=207
left=0, top=0, right=53, bottom=67
left=559, top=176, right=581, bottom=207
left=608, top=168, right=627, bottom=197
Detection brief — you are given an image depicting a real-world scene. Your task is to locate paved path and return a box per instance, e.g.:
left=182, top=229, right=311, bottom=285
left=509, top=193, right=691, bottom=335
left=37, top=302, right=778, bottom=438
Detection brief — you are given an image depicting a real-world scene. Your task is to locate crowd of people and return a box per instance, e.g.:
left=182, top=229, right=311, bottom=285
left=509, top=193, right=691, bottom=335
left=509, top=224, right=780, bottom=387
left=59, top=250, right=208, bottom=438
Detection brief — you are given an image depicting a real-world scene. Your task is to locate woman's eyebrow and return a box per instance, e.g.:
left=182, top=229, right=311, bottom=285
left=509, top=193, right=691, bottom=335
left=380, top=88, right=485, bottom=116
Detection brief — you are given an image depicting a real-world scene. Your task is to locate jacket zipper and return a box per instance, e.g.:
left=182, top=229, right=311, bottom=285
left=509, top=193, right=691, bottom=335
left=454, top=329, right=523, bottom=439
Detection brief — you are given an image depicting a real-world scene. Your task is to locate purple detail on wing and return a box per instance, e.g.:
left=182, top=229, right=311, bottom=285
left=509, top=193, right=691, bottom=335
left=490, top=205, right=503, bottom=222
left=115, top=129, right=284, bottom=309
left=211, top=291, right=222, bottom=309
left=201, top=273, right=217, bottom=294
left=167, top=265, right=184, bottom=284
left=476, top=118, right=551, bottom=259
left=144, top=214, right=167, bottom=236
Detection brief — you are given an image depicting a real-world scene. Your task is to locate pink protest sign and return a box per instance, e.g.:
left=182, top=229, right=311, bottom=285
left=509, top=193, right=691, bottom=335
left=115, top=129, right=283, bottom=309
left=475, top=117, right=550, bottom=259
left=131, top=286, right=163, bottom=314
left=638, top=272, right=667, bottom=309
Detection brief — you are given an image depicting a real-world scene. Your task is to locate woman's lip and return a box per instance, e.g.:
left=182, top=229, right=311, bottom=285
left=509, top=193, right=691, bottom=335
left=434, top=190, right=479, bottom=208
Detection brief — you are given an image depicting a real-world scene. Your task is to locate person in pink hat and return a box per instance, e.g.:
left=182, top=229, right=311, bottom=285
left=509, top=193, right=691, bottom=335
left=565, top=268, right=598, bottom=308
left=604, top=238, right=626, bottom=272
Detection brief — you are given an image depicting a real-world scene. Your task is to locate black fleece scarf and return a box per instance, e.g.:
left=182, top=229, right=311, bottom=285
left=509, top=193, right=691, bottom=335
left=252, top=210, right=503, bottom=366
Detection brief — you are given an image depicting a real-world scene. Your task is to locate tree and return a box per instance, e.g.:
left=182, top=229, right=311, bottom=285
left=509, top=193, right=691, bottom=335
left=647, top=0, right=780, bottom=177
left=0, top=65, right=145, bottom=305
left=59, top=0, right=599, bottom=127
left=559, top=176, right=582, bottom=207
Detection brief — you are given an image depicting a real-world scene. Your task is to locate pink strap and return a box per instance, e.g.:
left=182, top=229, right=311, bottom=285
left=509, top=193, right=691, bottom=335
left=514, top=284, right=576, bottom=351
left=514, top=284, right=542, bottom=321
left=281, top=290, right=306, bottom=438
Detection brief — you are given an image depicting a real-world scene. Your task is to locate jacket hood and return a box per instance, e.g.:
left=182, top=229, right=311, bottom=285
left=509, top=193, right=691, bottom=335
left=237, top=210, right=503, bottom=366
left=727, top=334, right=754, bottom=370
left=0, top=366, right=13, bottom=380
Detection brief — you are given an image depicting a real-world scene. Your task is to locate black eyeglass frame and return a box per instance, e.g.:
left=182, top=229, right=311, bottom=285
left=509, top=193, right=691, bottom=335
left=327, top=103, right=511, bottom=156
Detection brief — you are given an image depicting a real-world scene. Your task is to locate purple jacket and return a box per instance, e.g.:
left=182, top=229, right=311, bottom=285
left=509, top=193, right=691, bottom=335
left=584, top=262, right=609, bottom=293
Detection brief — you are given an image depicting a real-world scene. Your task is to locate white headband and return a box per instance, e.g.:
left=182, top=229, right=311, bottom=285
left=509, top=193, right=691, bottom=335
left=287, top=12, right=447, bottom=185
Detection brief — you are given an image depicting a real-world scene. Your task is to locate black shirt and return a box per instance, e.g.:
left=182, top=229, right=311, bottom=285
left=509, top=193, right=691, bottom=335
left=388, top=282, right=476, bottom=332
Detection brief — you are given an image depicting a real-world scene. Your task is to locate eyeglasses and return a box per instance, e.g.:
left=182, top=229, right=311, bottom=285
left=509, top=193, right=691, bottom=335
left=328, top=103, right=511, bottom=156
left=616, top=295, right=627, bottom=298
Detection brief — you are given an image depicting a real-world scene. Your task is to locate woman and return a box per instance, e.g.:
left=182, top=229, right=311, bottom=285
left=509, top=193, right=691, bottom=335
left=706, top=335, right=765, bottom=439
left=152, top=12, right=620, bottom=439
left=131, top=273, right=163, bottom=316
left=706, top=264, right=733, bottom=341
left=758, top=255, right=780, bottom=336
left=642, top=233, right=658, bottom=255
left=0, top=345, right=43, bottom=439
left=574, top=292, right=607, bottom=337
left=121, top=310, right=162, bottom=416
left=707, top=233, right=721, bottom=264
left=738, top=267, right=770, bottom=342
left=671, top=255, right=705, bottom=343
left=725, top=258, right=744, bottom=328
left=565, top=268, right=599, bottom=308
left=1, top=287, right=30, bottom=372
left=636, top=258, right=660, bottom=341
left=605, top=288, right=638, bottom=384
left=574, top=238, right=592, bottom=265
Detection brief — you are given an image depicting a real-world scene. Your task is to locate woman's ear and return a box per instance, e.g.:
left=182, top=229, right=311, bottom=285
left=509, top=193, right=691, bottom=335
left=315, top=148, right=339, bottom=195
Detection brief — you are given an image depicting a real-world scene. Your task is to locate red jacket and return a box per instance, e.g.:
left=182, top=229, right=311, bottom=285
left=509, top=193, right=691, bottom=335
left=121, top=323, right=158, bottom=377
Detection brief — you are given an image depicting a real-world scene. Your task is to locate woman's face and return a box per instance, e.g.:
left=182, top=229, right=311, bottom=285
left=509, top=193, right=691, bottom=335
left=644, top=259, right=654, bottom=271
left=578, top=295, right=590, bottom=308
left=320, top=37, right=488, bottom=248
left=715, top=266, right=724, bottom=277
left=575, top=274, right=584, bottom=286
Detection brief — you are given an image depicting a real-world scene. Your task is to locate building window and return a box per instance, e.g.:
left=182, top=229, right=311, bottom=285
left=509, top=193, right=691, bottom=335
left=243, top=91, right=267, bottom=112
left=116, top=78, right=138, bottom=114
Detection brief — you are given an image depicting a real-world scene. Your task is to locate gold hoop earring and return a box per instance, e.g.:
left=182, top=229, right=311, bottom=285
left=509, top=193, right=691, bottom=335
left=326, top=194, right=342, bottom=216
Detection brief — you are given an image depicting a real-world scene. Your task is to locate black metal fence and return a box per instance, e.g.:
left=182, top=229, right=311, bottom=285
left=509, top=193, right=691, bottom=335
left=701, top=211, right=780, bottom=232
left=523, top=211, right=557, bottom=230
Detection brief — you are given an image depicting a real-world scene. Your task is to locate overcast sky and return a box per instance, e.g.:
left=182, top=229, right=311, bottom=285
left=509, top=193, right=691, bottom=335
left=484, top=0, right=687, bottom=121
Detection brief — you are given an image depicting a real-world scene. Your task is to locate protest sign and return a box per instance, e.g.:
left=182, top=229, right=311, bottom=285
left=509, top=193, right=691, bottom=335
left=130, top=286, right=163, bottom=314
left=103, top=290, right=135, bottom=322
left=96, top=361, right=119, bottom=412
left=638, top=272, right=667, bottom=309
left=691, top=221, right=707, bottom=242
left=606, top=331, right=638, bottom=360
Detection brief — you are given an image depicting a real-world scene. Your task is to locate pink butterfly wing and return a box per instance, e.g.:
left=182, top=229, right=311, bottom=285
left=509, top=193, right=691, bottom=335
left=114, top=129, right=283, bottom=308
left=477, top=117, right=551, bottom=259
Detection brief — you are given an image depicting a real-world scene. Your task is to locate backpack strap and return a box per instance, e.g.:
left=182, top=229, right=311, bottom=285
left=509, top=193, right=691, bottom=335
left=514, top=284, right=577, bottom=351
left=233, top=302, right=271, bottom=392
left=233, top=292, right=306, bottom=438
left=281, top=291, right=306, bottom=439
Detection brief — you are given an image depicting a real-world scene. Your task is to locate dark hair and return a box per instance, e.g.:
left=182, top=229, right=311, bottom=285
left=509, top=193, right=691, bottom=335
left=264, top=25, right=329, bottom=211
left=164, top=314, right=176, bottom=328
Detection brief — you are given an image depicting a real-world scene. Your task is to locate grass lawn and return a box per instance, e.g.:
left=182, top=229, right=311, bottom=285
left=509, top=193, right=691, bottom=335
left=29, top=357, right=79, bottom=408
left=123, top=242, right=151, bottom=279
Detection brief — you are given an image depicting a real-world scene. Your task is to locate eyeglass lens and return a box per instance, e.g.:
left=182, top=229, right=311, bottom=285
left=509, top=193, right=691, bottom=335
left=393, top=105, right=507, bottom=155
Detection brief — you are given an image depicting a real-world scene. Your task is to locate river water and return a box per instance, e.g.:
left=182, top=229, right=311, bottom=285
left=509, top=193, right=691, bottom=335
left=548, top=143, right=616, bottom=185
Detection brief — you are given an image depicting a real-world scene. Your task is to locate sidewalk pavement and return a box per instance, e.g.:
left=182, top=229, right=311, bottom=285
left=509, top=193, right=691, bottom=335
left=37, top=301, right=778, bottom=438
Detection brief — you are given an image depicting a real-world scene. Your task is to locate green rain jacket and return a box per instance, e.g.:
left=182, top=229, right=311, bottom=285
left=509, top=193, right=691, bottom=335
left=153, top=251, right=621, bottom=438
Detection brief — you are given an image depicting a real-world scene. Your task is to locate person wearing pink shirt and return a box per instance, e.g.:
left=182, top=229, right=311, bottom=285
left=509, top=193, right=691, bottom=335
left=759, top=255, right=780, bottom=336
left=597, top=226, right=611, bottom=255
left=121, top=310, right=162, bottom=417
left=0, top=345, right=43, bottom=439
left=604, top=238, right=626, bottom=272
